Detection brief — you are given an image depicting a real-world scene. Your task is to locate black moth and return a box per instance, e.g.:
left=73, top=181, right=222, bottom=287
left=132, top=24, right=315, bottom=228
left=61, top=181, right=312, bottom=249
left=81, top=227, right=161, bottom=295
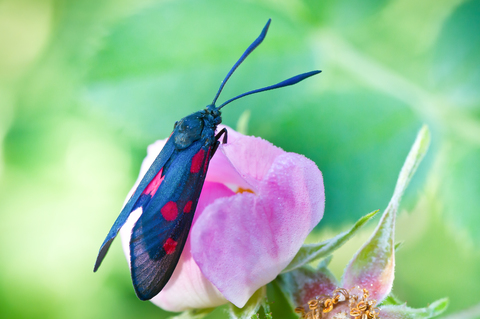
left=94, top=19, right=321, bottom=300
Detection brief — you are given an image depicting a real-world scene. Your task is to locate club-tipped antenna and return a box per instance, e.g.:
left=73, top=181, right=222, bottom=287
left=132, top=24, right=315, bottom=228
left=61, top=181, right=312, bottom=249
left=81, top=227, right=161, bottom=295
left=217, top=70, right=321, bottom=110
left=211, top=19, right=271, bottom=106
left=210, top=19, right=321, bottom=110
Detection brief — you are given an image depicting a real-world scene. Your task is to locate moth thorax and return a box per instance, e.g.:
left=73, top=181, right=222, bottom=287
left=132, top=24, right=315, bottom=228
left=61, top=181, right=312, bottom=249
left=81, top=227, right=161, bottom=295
left=174, top=114, right=204, bottom=149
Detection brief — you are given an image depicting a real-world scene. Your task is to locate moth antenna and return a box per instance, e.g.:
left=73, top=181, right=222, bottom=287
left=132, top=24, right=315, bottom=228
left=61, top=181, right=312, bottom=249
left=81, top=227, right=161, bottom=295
left=211, top=19, right=271, bottom=106
left=217, top=70, right=321, bottom=110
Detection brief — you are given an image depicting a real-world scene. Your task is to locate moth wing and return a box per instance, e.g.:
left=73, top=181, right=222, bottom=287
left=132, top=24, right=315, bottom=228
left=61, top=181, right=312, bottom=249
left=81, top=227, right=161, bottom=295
left=94, top=137, right=176, bottom=272
left=130, top=140, right=212, bottom=300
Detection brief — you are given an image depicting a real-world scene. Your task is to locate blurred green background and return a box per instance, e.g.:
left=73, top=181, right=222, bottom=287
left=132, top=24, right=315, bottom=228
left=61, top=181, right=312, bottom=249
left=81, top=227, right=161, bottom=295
left=1, top=0, right=479, bottom=318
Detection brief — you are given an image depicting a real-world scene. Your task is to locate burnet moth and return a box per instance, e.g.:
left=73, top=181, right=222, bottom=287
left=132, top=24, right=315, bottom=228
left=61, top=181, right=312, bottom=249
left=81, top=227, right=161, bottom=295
left=94, top=19, right=321, bottom=300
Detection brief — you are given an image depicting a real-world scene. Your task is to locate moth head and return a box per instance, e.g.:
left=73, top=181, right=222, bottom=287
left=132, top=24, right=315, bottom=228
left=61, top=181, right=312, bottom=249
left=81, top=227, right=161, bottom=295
left=205, top=104, right=222, bottom=126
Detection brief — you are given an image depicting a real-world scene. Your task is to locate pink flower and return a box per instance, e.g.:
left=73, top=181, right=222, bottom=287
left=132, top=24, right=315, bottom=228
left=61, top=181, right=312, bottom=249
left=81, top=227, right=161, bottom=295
left=119, top=125, right=325, bottom=311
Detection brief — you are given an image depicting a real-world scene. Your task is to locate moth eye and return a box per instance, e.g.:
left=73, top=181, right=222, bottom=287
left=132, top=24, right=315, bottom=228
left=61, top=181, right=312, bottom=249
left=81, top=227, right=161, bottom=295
left=173, top=121, right=178, bottom=129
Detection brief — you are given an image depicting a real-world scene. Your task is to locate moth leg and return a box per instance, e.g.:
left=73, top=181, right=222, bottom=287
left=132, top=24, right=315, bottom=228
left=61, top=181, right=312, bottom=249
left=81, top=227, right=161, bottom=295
left=211, top=128, right=228, bottom=157
left=216, top=128, right=228, bottom=144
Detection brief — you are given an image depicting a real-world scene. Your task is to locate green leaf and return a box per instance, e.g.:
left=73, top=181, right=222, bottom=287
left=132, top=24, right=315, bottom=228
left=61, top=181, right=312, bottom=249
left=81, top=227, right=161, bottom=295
left=441, top=140, right=480, bottom=246
left=432, top=0, right=480, bottom=105
left=267, top=281, right=299, bottom=319
left=170, top=308, right=215, bottom=319
left=381, top=298, right=449, bottom=319
left=229, top=287, right=266, bottom=319
left=343, top=125, right=430, bottom=301
left=283, top=210, right=379, bottom=273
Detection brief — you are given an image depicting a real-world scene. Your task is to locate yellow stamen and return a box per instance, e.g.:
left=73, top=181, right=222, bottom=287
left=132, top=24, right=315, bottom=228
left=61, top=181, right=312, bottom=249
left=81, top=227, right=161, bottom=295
left=295, top=287, right=380, bottom=319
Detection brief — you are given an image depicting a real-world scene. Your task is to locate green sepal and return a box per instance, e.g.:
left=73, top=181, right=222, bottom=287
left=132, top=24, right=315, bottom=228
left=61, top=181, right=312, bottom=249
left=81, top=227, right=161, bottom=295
left=343, top=125, right=430, bottom=302
left=282, top=210, right=379, bottom=273
left=169, top=308, right=215, bottom=319
left=229, top=287, right=266, bottom=319
left=380, top=298, right=449, bottom=319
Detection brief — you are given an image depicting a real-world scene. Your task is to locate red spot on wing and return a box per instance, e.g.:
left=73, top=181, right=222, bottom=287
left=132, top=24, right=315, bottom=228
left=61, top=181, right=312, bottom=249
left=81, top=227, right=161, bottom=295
left=161, top=201, right=178, bottom=221
left=143, top=169, right=164, bottom=196
left=190, top=149, right=205, bottom=173
left=163, top=238, right=177, bottom=254
left=203, top=147, right=211, bottom=174
left=183, top=201, right=193, bottom=213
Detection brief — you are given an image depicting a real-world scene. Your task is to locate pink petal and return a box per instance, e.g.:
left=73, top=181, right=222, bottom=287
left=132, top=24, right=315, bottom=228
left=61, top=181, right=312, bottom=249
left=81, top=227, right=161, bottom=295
left=205, top=147, right=250, bottom=191
left=220, top=133, right=285, bottom=191
left=192, top=146, right=324, bottom=307
left=193, top=181, right=236, bottom=224
left=205, top=125, right=259, bottom=190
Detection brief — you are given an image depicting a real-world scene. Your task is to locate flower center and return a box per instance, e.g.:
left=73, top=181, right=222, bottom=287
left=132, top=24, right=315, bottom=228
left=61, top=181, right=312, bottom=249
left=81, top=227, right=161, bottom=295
left=236, top=187, right=255, bottom=194
left=295, top=287, right=380, bottom=319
